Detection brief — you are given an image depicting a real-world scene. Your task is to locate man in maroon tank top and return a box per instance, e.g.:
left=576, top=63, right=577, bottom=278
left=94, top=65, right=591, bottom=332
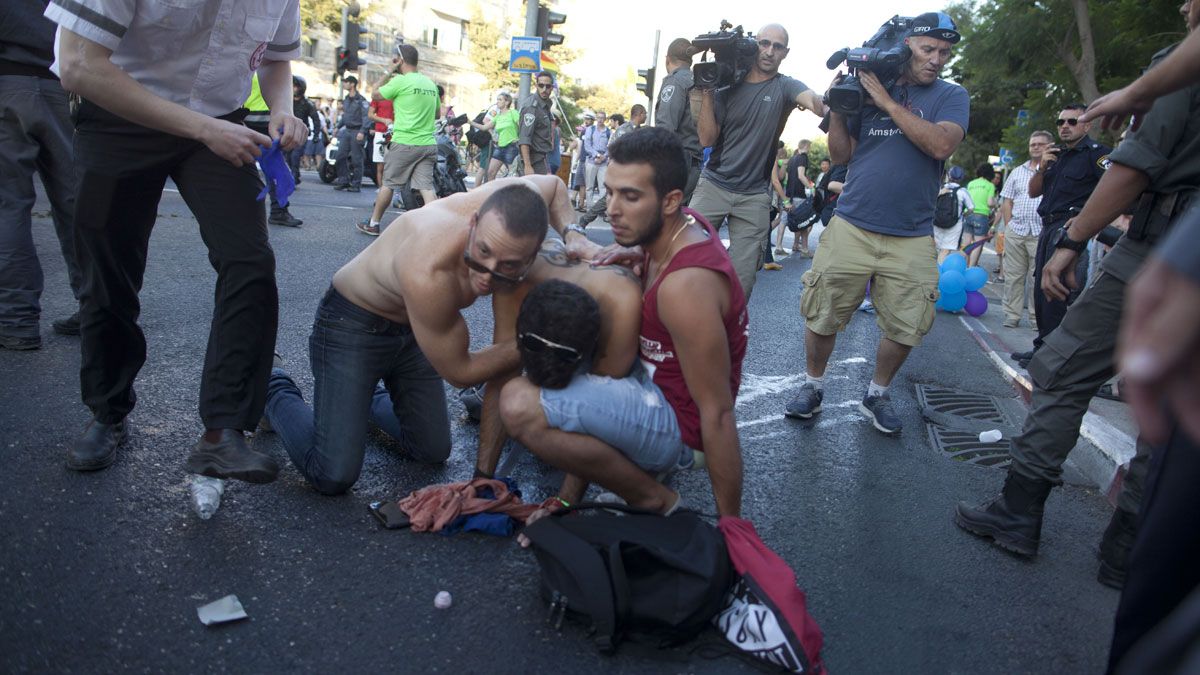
left=501, top=127, right=749, bottom=519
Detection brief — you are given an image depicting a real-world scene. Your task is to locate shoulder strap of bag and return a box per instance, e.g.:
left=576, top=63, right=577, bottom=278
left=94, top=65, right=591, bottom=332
left=523, top=518, right=620, bottom=652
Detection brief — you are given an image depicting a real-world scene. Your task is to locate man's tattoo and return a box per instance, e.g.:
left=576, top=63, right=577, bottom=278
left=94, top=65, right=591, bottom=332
left=538, top=240, right=638, bottom=281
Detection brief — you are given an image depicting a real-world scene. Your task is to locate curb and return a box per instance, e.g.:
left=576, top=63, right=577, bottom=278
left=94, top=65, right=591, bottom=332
left=956, top=313, right=1136, bottom=505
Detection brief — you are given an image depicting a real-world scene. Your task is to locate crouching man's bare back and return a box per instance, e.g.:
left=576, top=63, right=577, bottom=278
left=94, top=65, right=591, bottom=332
left=263, top=175, right=584, bottom=495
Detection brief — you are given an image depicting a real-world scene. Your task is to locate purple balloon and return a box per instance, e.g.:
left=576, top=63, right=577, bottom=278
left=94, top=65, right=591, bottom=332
left=965, top=290, right=988, bottom=317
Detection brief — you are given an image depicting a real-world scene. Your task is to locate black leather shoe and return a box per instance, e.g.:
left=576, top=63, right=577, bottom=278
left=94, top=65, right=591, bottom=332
left=269, top=211, right=302, bottom=227
left=1097, top=508, right=1138, bottom=589
left=67, top=419, right=129, bottom=471
left=186, top=429, right=279, bottom=483
left=0, top=333, right=41, bottom=350
left=333, top=183, right=350, bottom=191
left=1010, top=350, right=1035, bottom=363
left=955, top=471, right=1054, bottom=557
left=52, top=312, right=81, bottom=336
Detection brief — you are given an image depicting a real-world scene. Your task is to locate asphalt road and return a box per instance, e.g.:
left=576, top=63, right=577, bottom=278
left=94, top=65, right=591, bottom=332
left=1, top=174, right=1120, bottom=673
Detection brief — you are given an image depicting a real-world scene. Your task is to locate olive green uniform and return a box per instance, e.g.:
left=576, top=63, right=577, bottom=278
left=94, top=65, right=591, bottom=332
left=1009, top=43, right=1200, bottom=515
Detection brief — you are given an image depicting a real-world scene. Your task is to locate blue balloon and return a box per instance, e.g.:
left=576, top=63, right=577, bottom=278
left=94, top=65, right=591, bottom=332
left=942, top=252, right=968, bottom=274
left=940, top=289, right=968, bottom=312
left=964, top=266, right=989, bottom=292
left=939, top=269, right=966, bottom=295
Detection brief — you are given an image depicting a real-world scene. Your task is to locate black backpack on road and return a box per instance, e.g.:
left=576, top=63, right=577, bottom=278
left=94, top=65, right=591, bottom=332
left=523, top=504, right=732, bottom=654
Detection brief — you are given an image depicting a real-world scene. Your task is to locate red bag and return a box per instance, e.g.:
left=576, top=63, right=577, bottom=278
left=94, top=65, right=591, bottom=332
left=713, top=517, right=825, bottom=673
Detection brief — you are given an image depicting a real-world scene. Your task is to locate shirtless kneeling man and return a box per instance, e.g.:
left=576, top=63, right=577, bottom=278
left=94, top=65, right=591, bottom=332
left=263, top=176, right=581, bottom=494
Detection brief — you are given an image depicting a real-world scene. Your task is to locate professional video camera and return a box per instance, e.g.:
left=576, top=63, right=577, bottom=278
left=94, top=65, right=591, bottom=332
left=824, top=15, right=914, bottom=116
left=691, top=21, right=759, bottom=91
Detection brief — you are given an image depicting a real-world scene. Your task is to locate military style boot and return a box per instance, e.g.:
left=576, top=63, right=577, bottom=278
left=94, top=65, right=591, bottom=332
left=955, top=471, right=1054, bottom=557
left=1097, top=507, right=1138, bottom=589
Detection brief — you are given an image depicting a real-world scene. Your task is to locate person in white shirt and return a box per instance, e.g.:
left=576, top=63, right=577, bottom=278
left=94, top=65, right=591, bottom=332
left=998, top=131, right=1050, bottom=328
left=935, top=165, right=974, bottom=263
left=45, top=0, right=307, bottom=481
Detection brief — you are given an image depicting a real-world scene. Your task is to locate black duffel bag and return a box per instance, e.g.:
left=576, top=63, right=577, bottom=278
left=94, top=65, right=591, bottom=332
left=523, top=503, right=732, bottom=654
left=786, top=197, right=818, bottom=232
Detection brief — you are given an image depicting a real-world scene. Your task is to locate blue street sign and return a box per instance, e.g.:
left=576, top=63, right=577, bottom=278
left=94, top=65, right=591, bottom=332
left=509, top=36, right=543, bottom=73
left=998, top=148, right=1014, bottom=166
left=1016, top=109, right=1029, bottom=126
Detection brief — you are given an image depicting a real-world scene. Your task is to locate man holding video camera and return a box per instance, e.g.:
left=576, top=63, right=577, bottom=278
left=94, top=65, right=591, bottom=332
left=691, top=24, right=826, bottom=299
left=787, top=12, right=969, bottom=435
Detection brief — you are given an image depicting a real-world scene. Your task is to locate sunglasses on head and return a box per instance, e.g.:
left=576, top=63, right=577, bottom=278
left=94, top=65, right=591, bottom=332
left=757, top=38, right=787, bottom=52
left=519, top=332, right=581, bottom=363
left=1056, top=118, right=1080, bottom=127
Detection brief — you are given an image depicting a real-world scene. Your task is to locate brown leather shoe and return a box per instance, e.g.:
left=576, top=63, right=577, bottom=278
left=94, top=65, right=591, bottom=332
left=186, top=429, right=279, bottom=483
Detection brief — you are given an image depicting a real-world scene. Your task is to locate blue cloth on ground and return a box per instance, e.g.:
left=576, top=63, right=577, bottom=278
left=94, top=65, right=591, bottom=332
left=440, top=477, right=524, bottom=537
left=256, top=138, right=295, bottom=206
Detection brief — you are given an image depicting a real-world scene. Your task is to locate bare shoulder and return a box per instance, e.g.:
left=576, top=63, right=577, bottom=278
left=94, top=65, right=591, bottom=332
left=657, top=266, right=729, bottom=318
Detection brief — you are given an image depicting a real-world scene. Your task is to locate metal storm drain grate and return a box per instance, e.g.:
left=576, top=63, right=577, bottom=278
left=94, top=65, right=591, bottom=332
left=925, top=425, right=1012, bottom=468
left=916, top=385, right=1012, bottom=424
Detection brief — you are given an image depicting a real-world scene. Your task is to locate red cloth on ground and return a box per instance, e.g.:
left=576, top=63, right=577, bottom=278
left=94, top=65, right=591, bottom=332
left=398, top=478, right=542, bottom=532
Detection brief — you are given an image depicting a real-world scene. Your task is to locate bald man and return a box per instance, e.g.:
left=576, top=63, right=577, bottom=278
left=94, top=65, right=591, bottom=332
left=692, top=23, right=826, bottom=298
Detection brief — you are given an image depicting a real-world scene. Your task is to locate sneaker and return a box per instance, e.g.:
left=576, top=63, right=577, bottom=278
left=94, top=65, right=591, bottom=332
left=858, top=299, right=876, bottom=314
left=357, top=221, right=381, bottom=236
left=763, top=262, right=783, bottom=271
left=784, top=384, right=823, bottom=419
left=53, top=312, right=81, bottom=336
left=269, top=212, right=302, bottom=228
left=0, top=333, right=41, bottom=350
left=1002, top=319, right=1020, bottom=328
left=860, top=394, right=902, bottom=435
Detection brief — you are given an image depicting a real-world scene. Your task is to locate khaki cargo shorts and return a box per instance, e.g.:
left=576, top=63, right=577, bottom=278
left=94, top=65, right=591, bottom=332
left=800, top=215, right=940, bottom=347
left=383, top=143, right=438, bottom=191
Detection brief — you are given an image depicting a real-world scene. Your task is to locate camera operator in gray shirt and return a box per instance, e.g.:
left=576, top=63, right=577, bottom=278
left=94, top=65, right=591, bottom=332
left=691, top=23, right=825, bottom=299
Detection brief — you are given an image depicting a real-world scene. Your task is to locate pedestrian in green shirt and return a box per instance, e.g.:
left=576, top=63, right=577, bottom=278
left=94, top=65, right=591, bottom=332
left=964, top=163, right=997, bottom=266
left=468, top=92, right=519, bottom=183
left=362, top=43, right=440, bottom=236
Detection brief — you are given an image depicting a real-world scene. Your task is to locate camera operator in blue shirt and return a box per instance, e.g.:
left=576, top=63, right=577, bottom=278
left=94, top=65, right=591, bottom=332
left=786, top=12, right=969, bottom=436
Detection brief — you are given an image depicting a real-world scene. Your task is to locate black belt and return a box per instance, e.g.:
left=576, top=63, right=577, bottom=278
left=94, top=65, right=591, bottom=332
left=1128, top=191, right=1192, bottom=243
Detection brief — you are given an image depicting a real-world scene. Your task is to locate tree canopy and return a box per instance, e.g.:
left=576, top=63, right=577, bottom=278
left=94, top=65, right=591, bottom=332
left=945, top=0, right=1186, bottom=169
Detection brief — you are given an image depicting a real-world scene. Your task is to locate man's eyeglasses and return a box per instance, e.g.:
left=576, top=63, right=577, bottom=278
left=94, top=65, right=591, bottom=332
left=519, top=332, right=582, bottom=363
left=757, top=38, right=787, bottom=52
left=1056, top=118, right=1080, bottom=127
left=462, top=226, right=533, bottom=286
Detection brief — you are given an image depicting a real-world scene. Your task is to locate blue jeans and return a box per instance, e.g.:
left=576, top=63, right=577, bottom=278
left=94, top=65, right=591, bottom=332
left=965, top=212, right=991, bottom=236
left=265, top=287, right=450, bottom=494
left=540, top=363, right=694, bottom=474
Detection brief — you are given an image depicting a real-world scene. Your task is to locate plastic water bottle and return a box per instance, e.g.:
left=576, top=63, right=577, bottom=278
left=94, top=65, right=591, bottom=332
left=190, top=475, right=225, bottom=520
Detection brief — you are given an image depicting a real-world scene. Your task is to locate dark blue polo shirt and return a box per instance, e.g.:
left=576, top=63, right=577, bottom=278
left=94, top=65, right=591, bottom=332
left=1036, top=137, right=1111, bottom=222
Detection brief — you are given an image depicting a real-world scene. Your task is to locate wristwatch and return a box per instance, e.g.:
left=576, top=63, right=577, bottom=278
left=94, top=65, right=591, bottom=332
left=565, top=224, right=588, bottom=239
left=1052, top=226, right=1088, bottom=253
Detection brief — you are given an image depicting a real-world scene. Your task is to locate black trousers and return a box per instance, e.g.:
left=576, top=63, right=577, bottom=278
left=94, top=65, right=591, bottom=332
left=334, top=127, right=363, bottom=186
left=1032, top=218, right=1089, bottom=350
left=72, top=100, right=278, bottom=430
left=1108, top=428, right=1200, bottom=672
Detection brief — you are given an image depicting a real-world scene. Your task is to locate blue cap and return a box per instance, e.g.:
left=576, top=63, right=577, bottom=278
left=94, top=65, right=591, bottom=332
left=948, top=165, right=966, bottom=181
left=910, top=12, right=961, bottom=44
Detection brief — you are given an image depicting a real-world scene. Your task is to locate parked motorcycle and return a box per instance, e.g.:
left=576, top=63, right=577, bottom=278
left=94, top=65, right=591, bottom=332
left=318, top=130, right=379, bottom=186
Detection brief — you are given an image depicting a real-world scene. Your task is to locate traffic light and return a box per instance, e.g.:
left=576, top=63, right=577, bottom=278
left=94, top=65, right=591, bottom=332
left=337, top=4, right=369, bottom=77
left=637, top=67, right=656, bottom=100
left=537, top=6, right=566, bottom=48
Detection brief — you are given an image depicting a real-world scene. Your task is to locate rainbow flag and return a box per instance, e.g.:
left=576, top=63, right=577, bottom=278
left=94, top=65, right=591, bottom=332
left=540, top=52, right=559, bottom=76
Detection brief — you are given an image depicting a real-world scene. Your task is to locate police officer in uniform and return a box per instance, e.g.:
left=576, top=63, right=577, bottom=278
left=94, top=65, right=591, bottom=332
left=654, top=38, right=704, bottom=203
left=333, top=75, right=368, bottom=192
left=46, top=0, right=307, bottom=479
left=1013, top=103, right=1110, bottom=365
left=956, top=20, right=1200, bottom=589
left=518, top=71, right=554, bottom=175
